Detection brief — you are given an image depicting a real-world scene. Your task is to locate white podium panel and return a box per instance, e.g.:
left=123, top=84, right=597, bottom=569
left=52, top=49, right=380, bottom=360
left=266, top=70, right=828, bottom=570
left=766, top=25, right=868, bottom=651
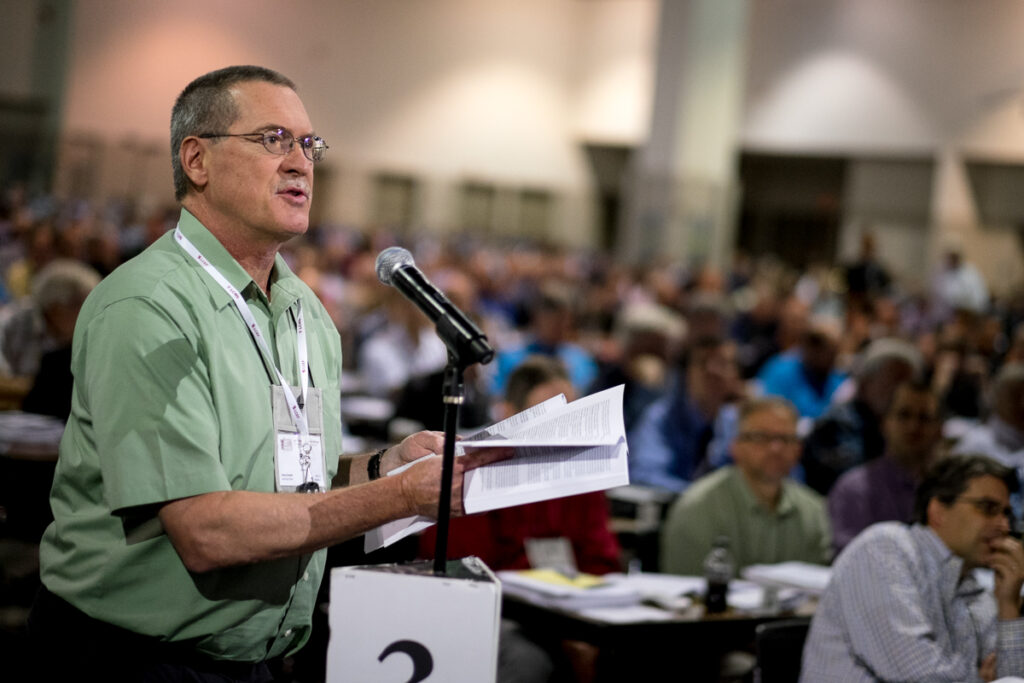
left=327, top=557, right=501, bottom=683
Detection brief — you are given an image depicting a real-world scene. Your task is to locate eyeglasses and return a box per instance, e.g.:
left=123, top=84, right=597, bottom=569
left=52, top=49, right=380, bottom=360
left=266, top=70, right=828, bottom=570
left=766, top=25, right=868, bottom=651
left=957, top=496, right=1013, bottom=520
left=737, top=432, right=801, bottom=446
left=198, top=128, right=329, bottom=162
left=891, top=409, right=938, bottom=424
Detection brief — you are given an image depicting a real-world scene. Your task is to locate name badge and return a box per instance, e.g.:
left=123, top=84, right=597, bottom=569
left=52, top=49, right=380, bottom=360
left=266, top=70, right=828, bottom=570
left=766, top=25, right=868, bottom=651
left=272, top=385, right=326, bottom=492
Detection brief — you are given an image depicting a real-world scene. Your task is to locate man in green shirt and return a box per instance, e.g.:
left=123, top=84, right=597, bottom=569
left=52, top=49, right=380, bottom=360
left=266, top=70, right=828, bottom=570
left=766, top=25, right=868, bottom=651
left=660, top=396, right=831, bottom=576
left=29, top=65, right=503, bottom=681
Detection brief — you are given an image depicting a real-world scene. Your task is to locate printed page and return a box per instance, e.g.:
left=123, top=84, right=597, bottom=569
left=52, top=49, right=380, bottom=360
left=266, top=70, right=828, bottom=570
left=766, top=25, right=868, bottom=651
left=462, top=385, right=628, bottom=513
left=363, top=385, right=628, bottom=552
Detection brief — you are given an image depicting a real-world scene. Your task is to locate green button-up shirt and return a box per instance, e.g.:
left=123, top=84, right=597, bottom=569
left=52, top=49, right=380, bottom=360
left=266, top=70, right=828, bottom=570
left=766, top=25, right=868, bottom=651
left=660, top=465, right=832, bottom=576
left=40, top=208, right=343, bottom=662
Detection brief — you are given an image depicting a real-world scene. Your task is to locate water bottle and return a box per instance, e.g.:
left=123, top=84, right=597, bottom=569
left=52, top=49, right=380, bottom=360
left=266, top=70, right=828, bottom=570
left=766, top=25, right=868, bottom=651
left=703, top=535, right=734, bottom=614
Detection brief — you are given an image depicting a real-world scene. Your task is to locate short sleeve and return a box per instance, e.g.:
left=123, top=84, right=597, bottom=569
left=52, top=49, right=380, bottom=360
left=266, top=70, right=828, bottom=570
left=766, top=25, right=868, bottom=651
left=81, top=297, right=230, bottom=513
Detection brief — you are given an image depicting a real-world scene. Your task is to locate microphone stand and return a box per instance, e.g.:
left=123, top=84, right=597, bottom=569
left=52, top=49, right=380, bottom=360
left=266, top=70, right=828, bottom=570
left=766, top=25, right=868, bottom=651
left=433, top=355, right=467, bottom=575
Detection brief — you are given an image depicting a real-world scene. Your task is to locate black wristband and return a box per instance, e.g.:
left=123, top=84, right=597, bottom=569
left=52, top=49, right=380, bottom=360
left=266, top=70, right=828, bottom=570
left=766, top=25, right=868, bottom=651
left=367, top=448, right=387, bottom=481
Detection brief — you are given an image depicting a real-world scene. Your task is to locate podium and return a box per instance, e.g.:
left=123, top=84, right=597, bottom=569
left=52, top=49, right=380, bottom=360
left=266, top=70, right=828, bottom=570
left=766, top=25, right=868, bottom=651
left=326, top=557, right=501, bottom=682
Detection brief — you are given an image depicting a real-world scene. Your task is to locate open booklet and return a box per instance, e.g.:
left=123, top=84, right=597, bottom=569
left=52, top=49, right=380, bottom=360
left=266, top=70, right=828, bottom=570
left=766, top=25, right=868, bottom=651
left=363, top=384, right=629, bottom=552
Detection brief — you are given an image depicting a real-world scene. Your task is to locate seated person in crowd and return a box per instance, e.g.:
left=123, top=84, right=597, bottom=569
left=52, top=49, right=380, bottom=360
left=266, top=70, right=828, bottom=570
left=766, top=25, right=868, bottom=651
left=419, top=355, right=621, bottom=575
left=587, top=301, right=687, bottom=432
left=954, top=362, right=1024, bottom=476
left=802, top=337, right=923, bottom=494
left=801, top=454, right=1024, bottom=682
left=0, top=259, right=100, bottom=398
left=660, top=397, right=831, bottom=576
left=357, top=286, right=449, bottom=399
left=756, top=316, right=846, bottom=420
left=490, top=282, right=598, bottom=397
left=827, top=379, right=941, bottom=554
left=627, top=334, right=743, bottom=493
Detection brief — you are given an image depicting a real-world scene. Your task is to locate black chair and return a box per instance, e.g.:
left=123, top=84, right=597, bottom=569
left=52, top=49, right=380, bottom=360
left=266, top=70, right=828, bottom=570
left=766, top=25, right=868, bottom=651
left=753, top=617, right=811, bottom=683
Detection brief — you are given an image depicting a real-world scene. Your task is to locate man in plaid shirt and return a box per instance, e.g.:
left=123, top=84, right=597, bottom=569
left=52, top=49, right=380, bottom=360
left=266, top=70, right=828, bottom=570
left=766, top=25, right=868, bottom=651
left=801, top=454, right=1024, bottom=681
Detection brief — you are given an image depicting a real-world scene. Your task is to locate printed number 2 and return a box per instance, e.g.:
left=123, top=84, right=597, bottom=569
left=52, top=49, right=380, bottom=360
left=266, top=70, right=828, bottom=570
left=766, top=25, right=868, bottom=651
left=378, top=640, right=434, bottom=683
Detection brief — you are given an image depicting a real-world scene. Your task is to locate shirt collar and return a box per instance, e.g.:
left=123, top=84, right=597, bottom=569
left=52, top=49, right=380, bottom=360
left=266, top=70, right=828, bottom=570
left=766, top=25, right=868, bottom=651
left=728, top=466, right=796, bottom=516
left=911, top=524, right=984, bottom=601
left=989, top=415, right=1024, bottom=452
left=176, top=208, right=302, bottom=313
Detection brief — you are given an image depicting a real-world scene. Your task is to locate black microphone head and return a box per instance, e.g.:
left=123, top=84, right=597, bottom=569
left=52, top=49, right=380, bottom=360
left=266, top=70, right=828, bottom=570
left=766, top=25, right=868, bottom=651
left=375, top=246, right=415, bottom=286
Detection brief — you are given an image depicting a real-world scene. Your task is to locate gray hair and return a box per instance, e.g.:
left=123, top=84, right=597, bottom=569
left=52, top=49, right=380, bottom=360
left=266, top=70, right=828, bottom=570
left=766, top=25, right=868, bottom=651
left=31, top=259, right=101, bottom=311
left=170, top=65, right=296, bottom=201
left=855, top=337, right=923, bottom=380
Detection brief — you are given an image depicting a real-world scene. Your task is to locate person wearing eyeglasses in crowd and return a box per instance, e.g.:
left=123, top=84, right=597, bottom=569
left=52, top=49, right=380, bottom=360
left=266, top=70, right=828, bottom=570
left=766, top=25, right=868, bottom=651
left=660, top=396, right=831, bottom=576
left=802, top=453, right=1024, bottom=682
left=26, top=65, right=507, bottom=682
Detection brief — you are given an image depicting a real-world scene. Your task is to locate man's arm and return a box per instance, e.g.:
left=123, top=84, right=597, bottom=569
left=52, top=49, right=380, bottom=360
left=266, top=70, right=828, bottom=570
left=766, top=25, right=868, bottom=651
left=159, top=432, right=509, bottom=573
left=987, top=537, right=1024, bottom=677
left=828, top=529, right=989, bottom=681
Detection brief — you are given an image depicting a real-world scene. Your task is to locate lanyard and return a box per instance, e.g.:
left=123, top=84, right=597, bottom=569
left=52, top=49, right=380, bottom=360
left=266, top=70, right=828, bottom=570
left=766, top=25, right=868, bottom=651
left=174, top=226, right=310, bottom=444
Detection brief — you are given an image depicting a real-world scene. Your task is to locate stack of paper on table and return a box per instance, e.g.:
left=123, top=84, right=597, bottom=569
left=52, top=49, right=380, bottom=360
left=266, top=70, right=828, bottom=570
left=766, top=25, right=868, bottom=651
left=497, top=569, right=642, bottom=610
left=364, top=385, right=629, bottom=552
left=741, top=561, right=832, bottom=596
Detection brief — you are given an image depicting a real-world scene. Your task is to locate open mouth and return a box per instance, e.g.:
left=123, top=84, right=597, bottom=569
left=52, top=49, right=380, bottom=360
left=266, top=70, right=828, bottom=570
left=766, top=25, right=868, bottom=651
left=280, top=188, right=307, bottom=200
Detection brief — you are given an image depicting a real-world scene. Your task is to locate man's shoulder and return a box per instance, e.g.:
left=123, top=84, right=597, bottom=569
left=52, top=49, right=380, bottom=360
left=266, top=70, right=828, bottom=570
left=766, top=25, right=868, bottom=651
left=828, top=461, right=872, bottom=499
left=839, top=522, right=915, bottom=563
left=782, top=478, right=826, bottom=508
left=677, top=467, right=735, bottom=506
left=86, top=234, right=188, bottom=308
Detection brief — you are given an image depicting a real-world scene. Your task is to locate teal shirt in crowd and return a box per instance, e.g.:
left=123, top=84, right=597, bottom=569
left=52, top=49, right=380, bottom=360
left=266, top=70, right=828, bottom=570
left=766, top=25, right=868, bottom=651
left=660, top=466, right=832, bottom=576
left=39, top=209, right=343, bottom=662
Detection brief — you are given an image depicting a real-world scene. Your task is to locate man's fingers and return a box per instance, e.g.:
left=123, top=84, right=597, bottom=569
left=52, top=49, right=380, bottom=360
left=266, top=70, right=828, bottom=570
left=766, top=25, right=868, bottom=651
left=459, top=446, right=515, bottom=470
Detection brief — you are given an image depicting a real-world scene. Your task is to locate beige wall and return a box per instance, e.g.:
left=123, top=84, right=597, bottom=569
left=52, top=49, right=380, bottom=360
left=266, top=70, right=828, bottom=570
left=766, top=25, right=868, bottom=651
left=55, top=0, right=658, bottom=247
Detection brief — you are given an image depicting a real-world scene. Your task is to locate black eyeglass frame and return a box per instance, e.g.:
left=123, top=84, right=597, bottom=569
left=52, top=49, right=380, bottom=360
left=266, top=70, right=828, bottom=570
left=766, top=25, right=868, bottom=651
left=198, top=127, right=329, bottom=162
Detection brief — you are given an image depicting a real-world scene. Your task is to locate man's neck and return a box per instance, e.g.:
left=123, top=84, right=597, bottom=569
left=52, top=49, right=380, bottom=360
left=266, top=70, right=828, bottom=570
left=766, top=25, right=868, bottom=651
left=887, top=450, right=930, bottom=480
left=738, top=469, right=783, bottom=512
left=183, top=202, right=280, bottom=296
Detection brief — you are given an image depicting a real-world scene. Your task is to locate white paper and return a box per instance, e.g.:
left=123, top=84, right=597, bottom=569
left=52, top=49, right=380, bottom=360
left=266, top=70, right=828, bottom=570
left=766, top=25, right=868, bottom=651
left=363, top=385, right=629, bottom=552
left=741, top=561, right=833, bottom=595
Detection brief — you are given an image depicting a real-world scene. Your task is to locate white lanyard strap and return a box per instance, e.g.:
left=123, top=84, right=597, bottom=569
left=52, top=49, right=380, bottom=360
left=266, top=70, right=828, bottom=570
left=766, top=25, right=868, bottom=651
left=174, top=226, right=310, bottom=440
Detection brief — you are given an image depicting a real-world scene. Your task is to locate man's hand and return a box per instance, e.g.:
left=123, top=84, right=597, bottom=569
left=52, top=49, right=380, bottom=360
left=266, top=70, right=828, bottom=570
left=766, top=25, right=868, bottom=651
left=989, top=536, right=1024, bottom=620
left=388, top=433, right=512, bottom=518
left=979, top=652, right=997, bottom=682
left=381, top=431, right=446, bottom=475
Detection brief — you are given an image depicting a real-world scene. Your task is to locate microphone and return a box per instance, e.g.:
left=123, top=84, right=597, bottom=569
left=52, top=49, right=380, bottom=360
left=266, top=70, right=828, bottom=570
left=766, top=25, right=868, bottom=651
left=375, top=247, right=494, bottom=366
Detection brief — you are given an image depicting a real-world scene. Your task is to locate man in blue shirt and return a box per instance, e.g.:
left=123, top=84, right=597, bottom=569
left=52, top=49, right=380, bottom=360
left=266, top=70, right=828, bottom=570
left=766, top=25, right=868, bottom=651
left=627, top=335, right=742, bottom=492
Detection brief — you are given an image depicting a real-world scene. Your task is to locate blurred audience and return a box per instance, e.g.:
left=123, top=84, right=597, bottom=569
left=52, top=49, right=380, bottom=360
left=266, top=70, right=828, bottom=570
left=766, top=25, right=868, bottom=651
left=490, top=282, right=599, bottom=397
left=802, top=337, right=923, bottom=494
left=756, top=316, right=846, bottom=419
left=0, top=259, right=100, bottom=380
left=827, top=380, right=941, bottom=554
left=660, top=397, right=831, bottom=575
left=627, top=334, right=743, bottom=493
left=953, top=362, right=1024, bottom=481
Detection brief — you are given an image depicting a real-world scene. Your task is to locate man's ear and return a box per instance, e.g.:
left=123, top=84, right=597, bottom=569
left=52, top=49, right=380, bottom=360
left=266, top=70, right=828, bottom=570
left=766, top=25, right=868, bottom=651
left=927, top=497, right=945, bottom=529
left=179, top=137, right=209, bottom=192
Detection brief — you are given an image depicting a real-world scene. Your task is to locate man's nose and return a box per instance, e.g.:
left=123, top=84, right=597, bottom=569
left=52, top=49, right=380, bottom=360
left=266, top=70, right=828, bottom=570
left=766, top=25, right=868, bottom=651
left=282, top=142, right=313, bottom=173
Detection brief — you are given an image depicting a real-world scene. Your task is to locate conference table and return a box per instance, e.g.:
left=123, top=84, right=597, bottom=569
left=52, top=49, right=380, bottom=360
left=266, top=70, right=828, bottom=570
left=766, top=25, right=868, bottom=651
left=500, top=570, right=819, bottom=682
left=0, top=411, right=63, bottom=541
